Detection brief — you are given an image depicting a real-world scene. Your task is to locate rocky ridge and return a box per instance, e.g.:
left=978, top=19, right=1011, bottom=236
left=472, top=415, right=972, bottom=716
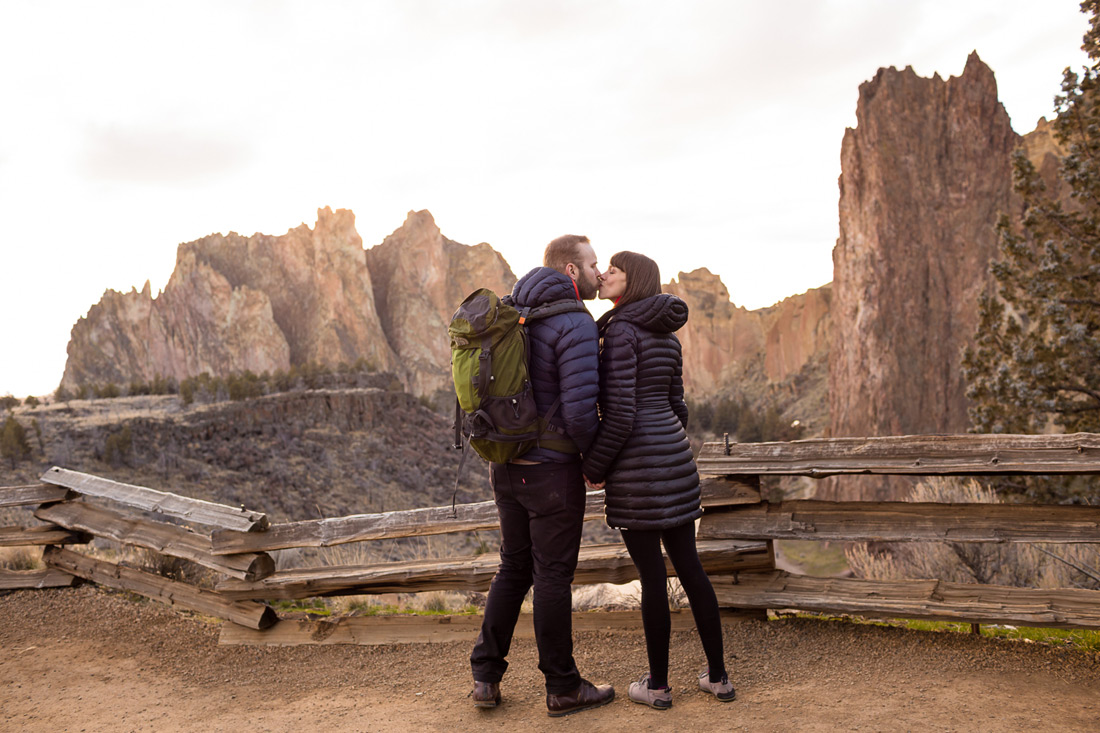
left=825, top=53, right=1066, bottom=500
left=61, top=208, right=515, bottom=398
left=61, top=209, right=823, bottom=413
left=665, top=268, right=831, bottom=431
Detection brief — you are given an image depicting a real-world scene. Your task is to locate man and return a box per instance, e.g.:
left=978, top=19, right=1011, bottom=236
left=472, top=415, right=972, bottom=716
left=470, top=234, right=615, bottom=717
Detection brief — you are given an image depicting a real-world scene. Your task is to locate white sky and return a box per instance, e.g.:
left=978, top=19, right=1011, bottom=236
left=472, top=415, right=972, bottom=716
left=0, top=1, right=1091, bottom=398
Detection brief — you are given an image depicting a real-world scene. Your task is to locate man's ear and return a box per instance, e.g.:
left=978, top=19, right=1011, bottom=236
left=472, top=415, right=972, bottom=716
left=565, top=262, right=578, bottom=280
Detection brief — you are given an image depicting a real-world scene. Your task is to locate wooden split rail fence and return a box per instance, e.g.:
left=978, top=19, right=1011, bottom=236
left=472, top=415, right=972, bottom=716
left=1, top=433, right=1099, bottom=643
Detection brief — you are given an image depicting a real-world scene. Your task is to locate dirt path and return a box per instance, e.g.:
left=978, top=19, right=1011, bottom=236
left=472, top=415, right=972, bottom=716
left=2, top=586, right=1099, bottom=732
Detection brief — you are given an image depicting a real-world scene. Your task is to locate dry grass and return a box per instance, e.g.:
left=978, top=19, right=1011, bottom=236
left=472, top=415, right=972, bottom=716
left=0, top=506, right=46, bottom=570
left=15, top=395, right=181, bottom=429
left=846, top=477, right=1100, bottom=589
left=316, top=542, right=376, bottom=568
left=0, top=546, right=43, bottom=571
left=74, top=539, right=217, bottom=588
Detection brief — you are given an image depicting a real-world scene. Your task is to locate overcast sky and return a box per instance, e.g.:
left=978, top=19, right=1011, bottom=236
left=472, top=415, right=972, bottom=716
left=0, top=1, right=1091, bottom=398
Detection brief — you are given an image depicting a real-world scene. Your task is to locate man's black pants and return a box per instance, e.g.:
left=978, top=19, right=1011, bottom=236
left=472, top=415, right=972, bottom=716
left=470, top=460, right=585, bottom=694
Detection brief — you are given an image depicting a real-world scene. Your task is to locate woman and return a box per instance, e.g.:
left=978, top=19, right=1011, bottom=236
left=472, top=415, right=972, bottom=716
left=582, top=251, right=735, bottom=710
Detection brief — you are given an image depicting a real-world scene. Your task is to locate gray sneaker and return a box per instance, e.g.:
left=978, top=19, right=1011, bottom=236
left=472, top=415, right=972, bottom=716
left=627, top=672, right=672, bottom=710
left=698, top=670, right=736, bottom=701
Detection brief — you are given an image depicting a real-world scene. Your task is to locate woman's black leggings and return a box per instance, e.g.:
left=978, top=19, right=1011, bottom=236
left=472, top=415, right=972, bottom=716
left=620, top=521, right=726, bottom=689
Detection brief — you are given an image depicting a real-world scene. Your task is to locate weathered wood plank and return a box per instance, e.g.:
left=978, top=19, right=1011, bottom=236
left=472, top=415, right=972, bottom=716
left=40, top=467, right=268, bottom=532
left=213, top=478, right=752, bottom=555
left=0, top=484, right=72, bottom=508
left=42, top=545, right=276, bottom=630
left=698, top=433, right=1100, bottom=477
left=215, top=539, right=772, bottom=600
left=700, top=475, right=762, bottom=506
left=35, top=501, right=274, bottom=581
left=696, top=501, right=1100, bottom=543
left=212, top=491, right=604, bottom=554
left=218, top=608, right=751, bottom=646
left=711, top=571, right=1100, bottom=629
left=0, top=568, right=79, bottom=590
left=0, top=524, right=91, bottom=547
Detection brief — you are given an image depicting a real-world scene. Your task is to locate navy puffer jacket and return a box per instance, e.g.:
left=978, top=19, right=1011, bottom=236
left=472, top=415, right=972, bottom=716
left=509, top=267, right=600, bottom=463
left=582, top=293, right=702, bottom=530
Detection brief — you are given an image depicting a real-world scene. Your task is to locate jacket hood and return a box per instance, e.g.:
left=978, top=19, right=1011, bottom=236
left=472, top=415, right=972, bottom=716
left=511, top=266, right=582, bottom=308
left=598, top=293, right=688, bottom=334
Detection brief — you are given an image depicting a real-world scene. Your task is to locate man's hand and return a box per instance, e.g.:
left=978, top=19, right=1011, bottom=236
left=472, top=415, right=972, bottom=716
left=584, top=475, right=605, bottom=490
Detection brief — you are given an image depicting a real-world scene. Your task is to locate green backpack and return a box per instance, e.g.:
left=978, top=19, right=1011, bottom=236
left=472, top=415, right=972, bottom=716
left=449, top=288, right=586, bottom=464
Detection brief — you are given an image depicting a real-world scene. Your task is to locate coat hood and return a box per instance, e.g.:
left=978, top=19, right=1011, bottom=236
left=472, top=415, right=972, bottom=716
left=511, top=266, right=582, bottom=308
left=598, top=293, right=688, bottom=334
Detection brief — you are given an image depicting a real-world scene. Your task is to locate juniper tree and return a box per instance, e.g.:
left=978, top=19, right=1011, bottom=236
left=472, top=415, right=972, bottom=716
left=1, top=414, right=31, bottom=468
left=962, top=1, right=1100, bottom=500
left=964, top=2, right=1100, bottom=433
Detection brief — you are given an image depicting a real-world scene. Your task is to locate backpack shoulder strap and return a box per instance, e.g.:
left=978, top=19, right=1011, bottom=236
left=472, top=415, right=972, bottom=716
left=523, top=298, right=589, bottom=323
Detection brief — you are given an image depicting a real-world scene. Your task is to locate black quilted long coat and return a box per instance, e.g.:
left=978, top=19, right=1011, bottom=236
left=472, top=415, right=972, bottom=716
left=581, top=293, right=703, bottom=531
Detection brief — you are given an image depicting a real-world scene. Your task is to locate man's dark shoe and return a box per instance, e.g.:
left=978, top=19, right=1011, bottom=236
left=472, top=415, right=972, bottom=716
left=472, top=680, right=501, bottom=708
left=546, top=679, right=615, bottom=717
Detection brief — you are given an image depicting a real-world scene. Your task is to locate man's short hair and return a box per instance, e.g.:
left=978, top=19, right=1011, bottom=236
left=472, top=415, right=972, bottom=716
left=543, top=235, right=591, bottom=274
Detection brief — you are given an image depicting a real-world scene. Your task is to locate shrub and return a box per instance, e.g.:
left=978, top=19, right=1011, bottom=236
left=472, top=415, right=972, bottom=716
left=32, top=419, right=43, bottom=453
left=23, top=395, right=39, bottom=408
left=846, top=477, right=1100, bottom=590
left=0, top=395, right=18, bottom=411
left=94, top=382, right=120, bottom=399
left=227, top=371, right=263, bottom=401
left=103, top=425, right=133, bottom=467
left=179, top=379, right=195, bottom=405
left=1, top=414, right=32, bottom=468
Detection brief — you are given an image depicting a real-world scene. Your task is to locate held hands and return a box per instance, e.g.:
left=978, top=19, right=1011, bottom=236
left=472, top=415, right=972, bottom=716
left=584, top=475, right=605, bottom=490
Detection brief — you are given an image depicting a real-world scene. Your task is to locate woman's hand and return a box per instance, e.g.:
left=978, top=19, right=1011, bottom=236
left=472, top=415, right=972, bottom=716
left=584, top=475, right=606, bottom=490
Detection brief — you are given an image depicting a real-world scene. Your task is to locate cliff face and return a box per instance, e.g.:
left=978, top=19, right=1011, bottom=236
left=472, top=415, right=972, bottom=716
left=60, top=265, right=292, bottom=390
left=62, top=208, right=515, bottom=396
left=365, top=210, right=515, bottom=396
left=664, top=269, right=766, bottom=395
left=667, top=268, right=831, bottom=430
left=826, top=53, right=1021, bottom=500
left=763, top=286, right=832, bottom=384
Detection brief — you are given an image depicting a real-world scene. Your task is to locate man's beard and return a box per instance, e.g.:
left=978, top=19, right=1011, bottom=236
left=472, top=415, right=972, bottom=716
left=576, top=272, right=598, bottom=300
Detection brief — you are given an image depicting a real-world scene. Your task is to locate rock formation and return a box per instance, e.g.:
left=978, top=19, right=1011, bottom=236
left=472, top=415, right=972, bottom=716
left=61, top=208, right=515, bottom=396
left=666, top=268, right=831, bottom=430
left=827, top=53, right=1026, bottom=500
left=365, top=210, right=515, bottom=396
left=763, top=286, right=832, bottom=384
left=664, top=268, right=767, bottom=395
left=61, top=264, right=292, bottom=391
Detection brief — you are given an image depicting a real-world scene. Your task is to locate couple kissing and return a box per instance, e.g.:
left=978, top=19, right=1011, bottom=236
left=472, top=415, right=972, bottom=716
left=467, top=234, right=735, bottom=716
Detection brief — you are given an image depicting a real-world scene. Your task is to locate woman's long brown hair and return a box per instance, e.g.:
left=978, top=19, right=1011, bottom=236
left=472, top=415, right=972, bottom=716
left=610, top=251, right=662, bottom=308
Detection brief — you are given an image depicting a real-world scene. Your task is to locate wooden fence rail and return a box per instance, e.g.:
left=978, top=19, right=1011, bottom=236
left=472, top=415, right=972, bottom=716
left=2, top=432, right=1099, bottom=643
left=696, top=501, right=1100, bottom=543
left=209, top=474, right=759, bottom=555
left=213, top=539, right=772, bottom=600
left=710, top=572, right=1100, bottom=629
left=697, top=432, right=1100, bottom=476
left=0, top=484, right=70, bottom=507
left=40, top=467, right=269, bottom=532
left=35, top=501, right=274, bottom=581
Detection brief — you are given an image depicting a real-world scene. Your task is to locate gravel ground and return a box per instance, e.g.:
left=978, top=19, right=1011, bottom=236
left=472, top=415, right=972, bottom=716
left=2, top=586, right=1099, bottom=732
